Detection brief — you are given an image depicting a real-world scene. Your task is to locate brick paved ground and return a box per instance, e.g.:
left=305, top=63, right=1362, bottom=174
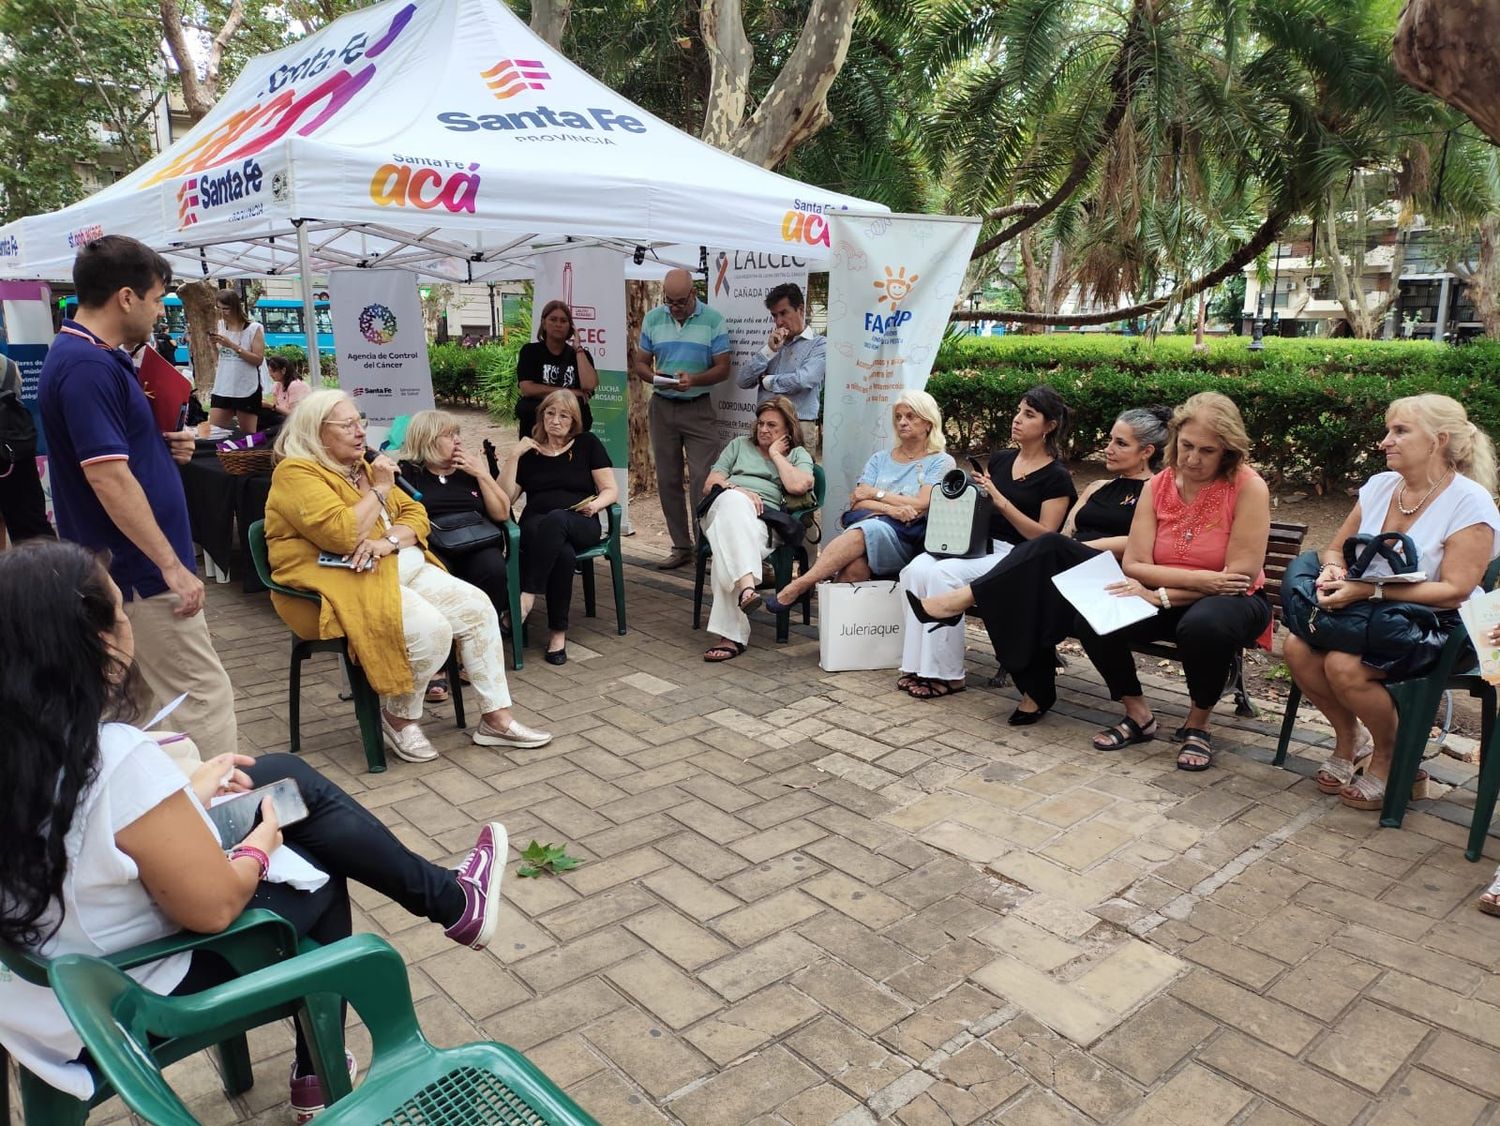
left=35, top=545, right=1500, bottom=1125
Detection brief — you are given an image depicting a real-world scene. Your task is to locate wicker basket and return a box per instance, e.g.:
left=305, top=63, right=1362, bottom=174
left=217, top=448, right=275, bottom=476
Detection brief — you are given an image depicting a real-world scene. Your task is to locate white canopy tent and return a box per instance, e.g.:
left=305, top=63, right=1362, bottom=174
left=0, top=0, right=879, bottom=293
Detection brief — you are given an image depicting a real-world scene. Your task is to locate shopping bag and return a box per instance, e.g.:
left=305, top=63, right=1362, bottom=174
left=817, top=579, right=905, bottom=671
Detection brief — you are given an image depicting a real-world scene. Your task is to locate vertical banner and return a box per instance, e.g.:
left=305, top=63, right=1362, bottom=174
left=0, top=282, right=57, bottom=527
left=327, top=270, right=433, bottom=430
left=530, top=247, right=629, bottom=530
left=823, top=213, right=981, bottom=511
left=705, top=249, right=809, bottom=447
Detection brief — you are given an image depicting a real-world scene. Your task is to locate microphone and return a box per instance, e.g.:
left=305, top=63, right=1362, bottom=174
left=365, top=448, right=422, bottom=501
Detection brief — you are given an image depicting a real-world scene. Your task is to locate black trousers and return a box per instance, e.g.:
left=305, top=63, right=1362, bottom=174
left=0, top=455, right=53, bottom=544
left=173, top=754, right=464, bottom=1073
left=1075, top=590, right=1271, bottom=710
left=971, top=533, right=1100, bottom=707
left=519, top=509, right=601, bottom=631
left=437, top=542, right=510, bottom=622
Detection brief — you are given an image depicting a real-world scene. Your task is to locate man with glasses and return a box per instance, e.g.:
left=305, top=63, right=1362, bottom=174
left=38, top=235, right=238, bottom=761
left=633, top=269, right=730, bottom=569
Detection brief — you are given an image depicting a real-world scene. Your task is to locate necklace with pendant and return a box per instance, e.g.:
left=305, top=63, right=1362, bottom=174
left=1396, top=471, right=1449, bottom=516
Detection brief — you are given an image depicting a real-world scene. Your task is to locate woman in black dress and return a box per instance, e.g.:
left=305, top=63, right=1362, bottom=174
left=499, top=390, right=617, bottom=665
left=515, top=300, right=597, bottom=440
left=398, top=410, right=514, bottom=702
left=909, top=406, right=1171, bottom=724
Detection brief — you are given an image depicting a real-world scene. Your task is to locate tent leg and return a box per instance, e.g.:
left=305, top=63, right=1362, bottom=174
left=296, top=221, right=322, bottom=384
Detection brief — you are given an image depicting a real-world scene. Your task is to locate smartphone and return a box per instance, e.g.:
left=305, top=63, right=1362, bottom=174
left=317, top=550, right=369, bottom=571
left=208, top=778, right=308, bottom=848
left=967, top=456, right=986, bottom=476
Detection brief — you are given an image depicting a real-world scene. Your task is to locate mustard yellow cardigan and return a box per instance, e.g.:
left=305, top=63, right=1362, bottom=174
left=264, top=457, right=443, bottom=697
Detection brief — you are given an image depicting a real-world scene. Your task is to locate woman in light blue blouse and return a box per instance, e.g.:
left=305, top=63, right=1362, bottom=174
left=767, top=389, right=954, bottom=611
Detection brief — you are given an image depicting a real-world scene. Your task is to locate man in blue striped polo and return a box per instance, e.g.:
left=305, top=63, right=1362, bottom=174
left=633, top=269, right=730, bottom=569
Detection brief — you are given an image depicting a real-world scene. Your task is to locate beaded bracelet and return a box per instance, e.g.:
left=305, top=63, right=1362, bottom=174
left=226, top=845, right=270, bottom=882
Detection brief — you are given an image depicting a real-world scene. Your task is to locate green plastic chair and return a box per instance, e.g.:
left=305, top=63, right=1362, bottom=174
left=693, top=464, right=826, bottom=644
left=0, top=909, right=340, bottom=1126
left=49, top=933, right=600, bottom=1126
left=247, top=520, right=467, bottom=773
left=576, top=502, right=627, bottom=636
left=1274, top=552, right=1500, bottom=858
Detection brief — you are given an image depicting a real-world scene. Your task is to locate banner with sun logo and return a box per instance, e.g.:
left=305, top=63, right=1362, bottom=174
left=327, top=269, right=434, bottom=432
left=822, top=212, right=980, bottom=513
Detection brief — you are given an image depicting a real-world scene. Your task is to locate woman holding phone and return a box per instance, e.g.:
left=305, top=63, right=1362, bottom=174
left=206, top=291, right=265, bottom=437
left=514, top=300, right=597, bottom=439
left=0, top=539, right=510, bottom=1122
left=499, top=389, right=617, bottom=664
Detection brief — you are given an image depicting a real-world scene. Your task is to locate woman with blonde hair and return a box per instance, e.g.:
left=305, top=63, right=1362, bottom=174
left=767, top=389, right=955, bottom=611
left=1075, top=392, right=1272, bottom=770
left=698, top=396, right=816, bottom=661
left=1286, top=393, right=1500, bottom=814
left=398, top=409, right=514, bottom=702
left=264, top=389, right=551, bottom=763
left=498, top=389, right=617, bottom=664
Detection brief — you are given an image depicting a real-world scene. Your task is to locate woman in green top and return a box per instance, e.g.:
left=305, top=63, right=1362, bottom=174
left=700, top=396, right=816, bottom=660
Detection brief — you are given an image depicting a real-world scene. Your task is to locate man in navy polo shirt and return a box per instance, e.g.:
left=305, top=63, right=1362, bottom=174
left=39, top=235, right=237, bottom=760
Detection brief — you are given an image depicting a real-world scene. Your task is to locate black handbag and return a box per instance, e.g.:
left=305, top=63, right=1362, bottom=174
left=0, top=388, right=37, bottom=466
left=1283, top=532, right=1446, bottom=659
left=427, top=510, right=504, bottom=556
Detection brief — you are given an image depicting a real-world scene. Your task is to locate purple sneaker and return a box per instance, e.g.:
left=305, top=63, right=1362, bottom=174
left=289, top=1050, right=357, bottom=1123
left=444, top=821, right=507, bottom=950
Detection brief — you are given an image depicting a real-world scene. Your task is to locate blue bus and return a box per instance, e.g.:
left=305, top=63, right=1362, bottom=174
left=64, top=295, right=334, bottom=364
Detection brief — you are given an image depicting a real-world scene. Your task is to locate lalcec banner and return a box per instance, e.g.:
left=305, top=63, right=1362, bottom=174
left=530, top=246, right=629, bottom=529
left=705, top=249, right=809, bottom=448
left=328, top=269, right=434, bottom=431
left=822, top=213, right=981, bottom=511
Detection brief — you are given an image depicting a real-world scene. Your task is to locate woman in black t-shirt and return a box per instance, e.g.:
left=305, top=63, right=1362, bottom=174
left=909, top=406, right=1172, bottom=724
left=515, top=300, right=597, bottom=439
left=399, top=410, right=514, bottom=701
left=898, top=386, right=1077, bottom=701
left=499, top=390, right=617, bottom=665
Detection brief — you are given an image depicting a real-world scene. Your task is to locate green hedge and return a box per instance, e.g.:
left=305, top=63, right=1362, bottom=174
left=927, top=337, right=1500, bottom=491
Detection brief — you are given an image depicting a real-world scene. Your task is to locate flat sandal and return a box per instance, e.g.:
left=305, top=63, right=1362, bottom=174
left=1092, top=714, right=1157, bottom=752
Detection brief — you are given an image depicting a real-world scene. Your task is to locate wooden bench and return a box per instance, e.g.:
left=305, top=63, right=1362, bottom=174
left=1129, top=519, right=1308, bottom=718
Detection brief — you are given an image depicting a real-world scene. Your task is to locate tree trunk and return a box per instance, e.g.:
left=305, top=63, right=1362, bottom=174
left=1450, top=216, right=1500, bottom=339
left=702, top=0, right=862, bottom=169
left=625, top=280, right=656, bottom=495
left=177, top=280, right=221, bottom=400
left=159, top=0, right=244, bottom=122
left=529, top=0, right=573, bottom=49
left=1395, top=0, right=1500, bottom=147
left=1018, top=234, right=1046, bottom=334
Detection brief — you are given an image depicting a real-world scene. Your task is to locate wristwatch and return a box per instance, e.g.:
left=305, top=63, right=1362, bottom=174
left=875, top=490, right=886, bottom=501
left=385, top=534, right=400, bottom=551
left=1370, top=581, right=1384, bottom=601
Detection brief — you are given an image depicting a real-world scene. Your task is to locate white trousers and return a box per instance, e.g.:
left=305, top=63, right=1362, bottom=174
left=384, top=551, right=512, bottom=720
left=702, top=490, right=774, bottom=645
left=898, top=547, right=1011, bottom=681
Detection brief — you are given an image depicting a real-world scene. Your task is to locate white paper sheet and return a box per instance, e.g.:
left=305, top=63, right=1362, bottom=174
left=1459, top=588, right=1500, bottom=684
left=1051, top=551, right=1159, bottom=636
left=143, top=692, right=189, bottom=730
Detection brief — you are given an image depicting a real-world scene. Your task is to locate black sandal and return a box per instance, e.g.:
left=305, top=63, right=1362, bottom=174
left=703, top=640, right=746, bottom=662
left=737, top=587, right=763, bottom=613
left=907, top=678, right=965, bottom=700
left=1092, top=714, right=1158, bottom=751
left=1176, top=728, right=1214, bottom=771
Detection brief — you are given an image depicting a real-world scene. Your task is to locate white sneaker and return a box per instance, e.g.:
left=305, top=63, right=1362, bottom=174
left=381, top=716, right=438, bottom=762
left=473, top=717, right=553, bottom=749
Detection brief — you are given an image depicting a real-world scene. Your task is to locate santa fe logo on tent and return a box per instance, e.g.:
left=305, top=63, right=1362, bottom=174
left=482, top=59, right=551, bottom=100
left=178, top=180, right=200, bottom=227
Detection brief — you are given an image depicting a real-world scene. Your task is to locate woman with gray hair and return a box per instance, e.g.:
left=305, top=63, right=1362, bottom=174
left=264, top=389, right=551, bottom=764
left=398, top=410, right=513, bottom=701
left=909, top=406, right=1171, bottom=724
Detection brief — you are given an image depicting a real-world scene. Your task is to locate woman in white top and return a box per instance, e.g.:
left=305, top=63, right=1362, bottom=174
left=207, top=290, right=266, bottom=436
left=1285, top=394, right=1500, bottom=812
left=0, top=540, right=509, bottom=1119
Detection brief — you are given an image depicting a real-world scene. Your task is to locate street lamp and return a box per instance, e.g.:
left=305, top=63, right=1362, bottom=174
left=1249, top=289, right=1265, bottom=351
left=968, top=290, right=982, bottom=335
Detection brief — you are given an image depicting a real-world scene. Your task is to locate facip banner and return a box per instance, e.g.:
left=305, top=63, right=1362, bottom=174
left=822, top=213, right=981, bottom=511
left=327, top=269, right=434, bottom=430
left=530, top=246, right=629, bottom=530
left=705, top=249, right=809, bottom=448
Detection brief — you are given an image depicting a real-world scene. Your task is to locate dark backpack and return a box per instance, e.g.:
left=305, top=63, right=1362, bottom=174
left=0, top=388, right=36, bottom=465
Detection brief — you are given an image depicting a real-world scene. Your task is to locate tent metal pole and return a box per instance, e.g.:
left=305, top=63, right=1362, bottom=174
left=295, top=220, right=321, bottom=383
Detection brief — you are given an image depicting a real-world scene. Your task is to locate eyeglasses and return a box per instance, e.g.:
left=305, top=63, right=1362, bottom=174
left=664, top=293, right=695, bottom=307
left=326, top=414, right=367, bottom=432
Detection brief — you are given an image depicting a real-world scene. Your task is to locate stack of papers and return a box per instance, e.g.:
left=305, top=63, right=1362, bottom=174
left=1051, top=552, right=1159, bottom=635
